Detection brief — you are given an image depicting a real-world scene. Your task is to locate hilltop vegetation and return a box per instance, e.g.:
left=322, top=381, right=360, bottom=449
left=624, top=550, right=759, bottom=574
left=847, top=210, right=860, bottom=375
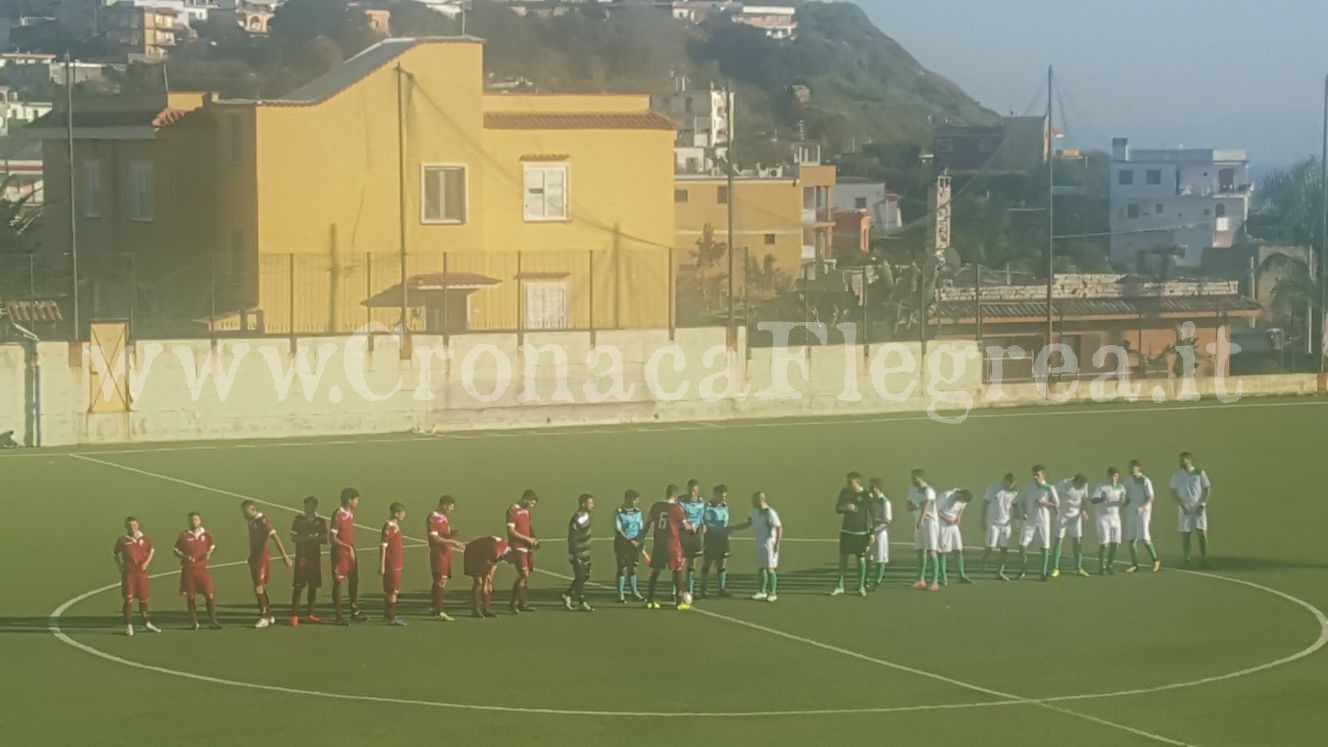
left=95, top=1, right=993, bottom=162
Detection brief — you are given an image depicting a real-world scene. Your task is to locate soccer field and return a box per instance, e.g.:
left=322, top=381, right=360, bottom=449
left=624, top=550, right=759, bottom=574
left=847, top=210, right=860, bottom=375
left=4, top=398, right=1326, bottom=746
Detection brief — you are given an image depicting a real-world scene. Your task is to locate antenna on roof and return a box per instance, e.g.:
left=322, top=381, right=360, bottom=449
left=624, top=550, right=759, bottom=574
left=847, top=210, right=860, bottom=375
left=162, top=62, right=170, bottom=95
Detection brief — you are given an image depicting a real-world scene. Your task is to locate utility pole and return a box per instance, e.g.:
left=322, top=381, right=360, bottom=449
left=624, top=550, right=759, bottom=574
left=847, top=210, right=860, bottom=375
left=1320, top=73, right=1327, bottom=378
left=725, top=79, right=737, bottom=345
left=1045, top=64, right=1055, bottom=355
left=66, top=53, right=79, bottom=339
left=396, top=65, right=410, bottom=345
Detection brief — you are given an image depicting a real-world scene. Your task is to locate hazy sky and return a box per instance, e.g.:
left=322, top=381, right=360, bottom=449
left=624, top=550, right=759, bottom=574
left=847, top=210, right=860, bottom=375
left=858, top=0, right=1328, bottom=169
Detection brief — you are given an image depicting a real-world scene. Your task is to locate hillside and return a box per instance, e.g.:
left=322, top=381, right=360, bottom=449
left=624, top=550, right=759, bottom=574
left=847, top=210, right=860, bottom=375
left=477, top=1, right=995, bottom=158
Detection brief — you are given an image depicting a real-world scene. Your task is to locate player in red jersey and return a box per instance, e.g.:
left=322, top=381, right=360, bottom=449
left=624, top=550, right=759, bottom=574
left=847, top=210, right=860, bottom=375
left=173, top=512, right=220, bottom=630
left=644, top=484, right=692, bottom=611
left=113, top=516, right=160, bottom=636
left=427, top=495, right=465, bottom=622
left=289, top=495, right=328, bottom=626
left=330, top=487, right=368, bottom=625
left=505, top=490, right=540, bottom=613
left=463, top=536, right=512, bottom=618
left=242, top=500, right=292, bottom=629
left=379, top=502, right=408, bottom=626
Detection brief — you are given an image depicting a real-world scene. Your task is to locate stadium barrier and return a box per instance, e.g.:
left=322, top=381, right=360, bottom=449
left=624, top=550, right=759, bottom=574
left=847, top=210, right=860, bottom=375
left=0, top=327, right=1318, bottom=448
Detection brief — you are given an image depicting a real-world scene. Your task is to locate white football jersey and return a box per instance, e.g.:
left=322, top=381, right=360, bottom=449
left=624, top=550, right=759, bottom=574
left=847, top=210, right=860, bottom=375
left=984, top=483, right=1019, bottom=527
left=1093, top=482, right=1127, bottom=518
left=1056, top=479, right=1089, bottom=519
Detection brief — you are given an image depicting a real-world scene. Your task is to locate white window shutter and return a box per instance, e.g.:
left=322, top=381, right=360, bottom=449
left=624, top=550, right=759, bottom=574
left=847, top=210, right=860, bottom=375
left=546, top=167, right=566, bottom=219
left=523, top=166, right=544, bottom=220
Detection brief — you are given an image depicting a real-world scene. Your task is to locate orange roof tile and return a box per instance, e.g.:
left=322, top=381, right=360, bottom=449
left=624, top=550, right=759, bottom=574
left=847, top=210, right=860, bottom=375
left=484, top=111, right=677, bottom=131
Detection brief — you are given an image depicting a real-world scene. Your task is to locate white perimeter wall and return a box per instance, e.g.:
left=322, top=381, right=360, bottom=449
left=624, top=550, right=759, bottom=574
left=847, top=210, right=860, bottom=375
left=0, top=328, right=1317, bottom=447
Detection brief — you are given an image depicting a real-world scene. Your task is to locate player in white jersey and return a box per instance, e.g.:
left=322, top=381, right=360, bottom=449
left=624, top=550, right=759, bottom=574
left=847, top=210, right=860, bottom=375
left=936, top=488, right=974, bottom=585
left=1017, top=465, right=1059, bottom=581
left=866, top=478, right=893, bottom=590
left=980, top=473, right=1019, bottom=581
left=727, top=491, right=783, bottom=602
left=1050, top=474, right=1090, bottom=578
left=1091, top=467, right=1127, bottom=574
left=1124, top=459, right=1161, bottom=573
left=907, top=469, right=941, bottom=592
left=1170, top=451, right=1212, bottom=567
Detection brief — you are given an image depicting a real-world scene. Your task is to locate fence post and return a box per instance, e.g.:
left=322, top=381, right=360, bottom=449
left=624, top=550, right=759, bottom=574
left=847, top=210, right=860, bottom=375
left=441, top=251, right=449, bottom=346
left=588, top=249, right=597, bottom=345
left=288, top=252, right=296, bottom=349
left=209, top=253, right=217, bottom=348
left=515, top=250, right=524, bottom=347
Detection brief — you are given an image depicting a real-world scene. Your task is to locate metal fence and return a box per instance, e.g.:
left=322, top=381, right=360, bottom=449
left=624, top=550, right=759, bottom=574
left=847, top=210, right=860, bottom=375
left=0, top=248, right=1289, bottom=382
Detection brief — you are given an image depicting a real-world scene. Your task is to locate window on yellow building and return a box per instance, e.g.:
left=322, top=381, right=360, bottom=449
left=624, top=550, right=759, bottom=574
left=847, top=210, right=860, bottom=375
left=129, top=162, right=154, bottom=222
left=83, top=159, right=101, bottom=218
left=764, top=234, right=776, bottom=245
left=523, top=163, right=569, bottom=221
left=523, top=281, right=569, bottom=330
left=422, top=164, right=467, bottom=223
left=717, top=186, right=729, bottom=204
left=674, top=189, right=688, bottom=203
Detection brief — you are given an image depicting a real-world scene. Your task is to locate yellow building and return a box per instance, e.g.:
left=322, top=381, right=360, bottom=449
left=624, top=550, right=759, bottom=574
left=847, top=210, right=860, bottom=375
left=673, top=159, right=836, bottom=286
left=36, top=37, right=677, bottom=335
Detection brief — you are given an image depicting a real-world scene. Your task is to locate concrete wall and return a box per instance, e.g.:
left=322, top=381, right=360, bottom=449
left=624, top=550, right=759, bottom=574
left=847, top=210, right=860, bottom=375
left=0, top=328, right=1320, bottom=448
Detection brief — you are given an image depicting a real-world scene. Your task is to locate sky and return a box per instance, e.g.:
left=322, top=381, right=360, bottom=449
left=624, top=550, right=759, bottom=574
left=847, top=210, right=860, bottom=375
left=858, top=0, right=1328, bottom=170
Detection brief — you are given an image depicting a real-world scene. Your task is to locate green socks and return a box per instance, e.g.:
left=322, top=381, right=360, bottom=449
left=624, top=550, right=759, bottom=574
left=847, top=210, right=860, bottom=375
left=1129, top=542, right=1139, bottom=566
left=1198, top=533, right=1208, bottom=559
left=917, top=550, right=928, bottom=582
left=1182, top=532, right=1193, bottom=560
left=932, top=554, right=943, bottom=584
left=1107, top=544, right=1118, bottom=567
left=1098, top=546, right=1107, bottom=573
left=1040, top=549, right=1050, bottom=577
left=955, top=551, right=968, bottom=580
left=1073, top=539, right=1084, bottom=571
left=875, top=562, right=887, bottom=584
left=938, top=554, right=949, bottom=584
left=997, top=549, right=1007, bottom=575
left=758, top=569, right=768, bottom=594
left=769, top=572, right=778, bottom=595
left=857, top=561, right=868, bottom=591
left=1145, top=543, right=1158, bottom=562
left=1051, top=542, right=1063, bottom=571
left=980, top=549, right=990, bottom=572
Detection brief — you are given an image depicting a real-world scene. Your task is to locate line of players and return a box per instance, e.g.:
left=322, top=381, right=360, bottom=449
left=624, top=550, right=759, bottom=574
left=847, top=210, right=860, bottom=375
left=824, top=451, right=1214, bottom=597
left=110, top=482, right=786, bottom=633
left=108, top=451, right=1210, bottom=633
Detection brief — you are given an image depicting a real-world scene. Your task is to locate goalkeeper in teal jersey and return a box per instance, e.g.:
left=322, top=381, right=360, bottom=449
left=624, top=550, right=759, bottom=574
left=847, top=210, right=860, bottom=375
left=679, top=479, right=708, bottom=595
left=613, top=490, right=646, bottom=603
left=698, top=485, right=732, bottom=598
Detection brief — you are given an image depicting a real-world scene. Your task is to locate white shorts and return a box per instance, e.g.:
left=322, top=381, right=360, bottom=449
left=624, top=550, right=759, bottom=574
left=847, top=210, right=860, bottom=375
left=914, top=519, right=940, bottom=551
left=1096, top=515, right=1122, bottom=544
left=985, top=524, right=1012, bottom=549
left=1054, top=514, right=1084, bottom=540
left=938, top=525, right=963, bottom=553
left=870, top=527, right=889, bottom=564
left=1125, top=506, right=1152, bottom=542
left=755, top=540, right=779, bottom=569
left=1177, top=505, right=1209, bottom=533
left=1020, top=516, right=1052, bottom=550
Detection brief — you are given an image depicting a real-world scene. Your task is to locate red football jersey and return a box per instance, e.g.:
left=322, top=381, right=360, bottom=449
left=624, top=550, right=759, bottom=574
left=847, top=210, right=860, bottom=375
left=247, top=513, right=275, bottom=561
left=648, top=501, right=685, bottom=547
left=331, top=507, right=356, bottom=547
left=114, top=533, right=153, bottom=572
left=380, top=521, right=404, bottom=572
left=506, top=504, right=534, bottom=550
left=175, top=529, right=213, bottom=568
left=463, top=536, right=509, bottom=576
left=427, top=511, right=455, bottom=561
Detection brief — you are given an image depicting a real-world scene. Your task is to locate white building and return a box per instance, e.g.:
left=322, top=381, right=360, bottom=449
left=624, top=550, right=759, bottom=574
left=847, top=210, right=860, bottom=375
left=1109, top=137, right=1251, bottom=268
left=731, top=5, right=797, bottom=40
left=0, top=87, right=53, bottom=138
left=834, top=177, right=903, bottom=234
left=651, top=73, right=733, bottom=174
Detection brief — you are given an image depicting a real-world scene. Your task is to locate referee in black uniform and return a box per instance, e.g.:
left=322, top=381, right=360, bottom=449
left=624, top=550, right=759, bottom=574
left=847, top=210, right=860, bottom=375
left=563, top=494, right=595, bottom=612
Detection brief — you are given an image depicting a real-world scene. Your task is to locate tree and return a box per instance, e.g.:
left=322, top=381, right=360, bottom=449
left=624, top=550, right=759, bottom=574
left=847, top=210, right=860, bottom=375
left=270, top=0, right=378, bottom=58
left=691, top=223, right=729, bottom=310
left=388, top=1, right=458, bottom=37
left=1250, top=158, right=1323, bottom=248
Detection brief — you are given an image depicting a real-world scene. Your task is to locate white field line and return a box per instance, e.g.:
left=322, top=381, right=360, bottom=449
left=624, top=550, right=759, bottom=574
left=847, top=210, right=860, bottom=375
left=56, top=457, right=1328, bottom=743
left=4, top=395, right=1325, bottom=459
